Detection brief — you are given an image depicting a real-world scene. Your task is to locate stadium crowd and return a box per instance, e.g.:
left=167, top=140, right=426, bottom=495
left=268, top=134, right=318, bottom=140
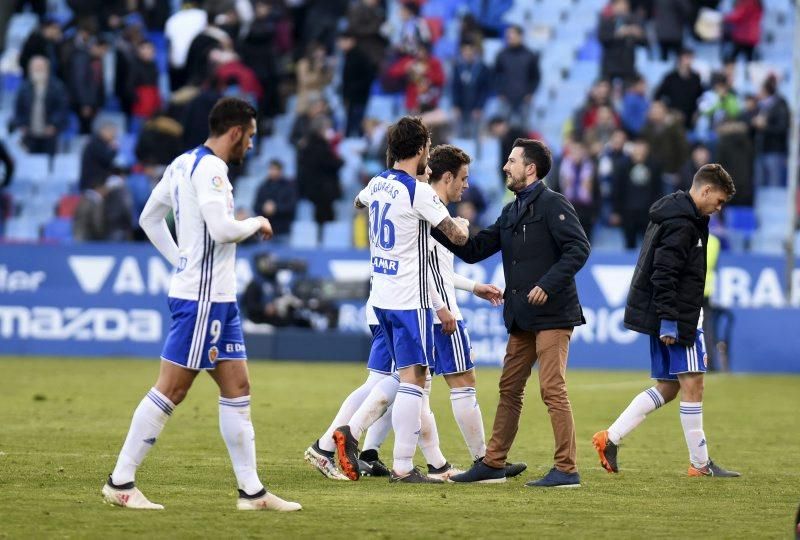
left=0, top=0, right=793, bottom=250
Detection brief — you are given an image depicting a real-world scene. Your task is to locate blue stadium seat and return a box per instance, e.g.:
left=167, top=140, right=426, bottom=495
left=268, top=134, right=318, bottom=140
left=297, top=200, right=314, bottom=222
left=41, top=218, right=73, bottom=243
left=289, top=220, right=319, bottom=249
left=322, top=221, right=352, bottom=249
left=17, top=154, right=50, bottom=182
left=52, top=153, right=81, bottom=184
left=725, top=206, right=758, bottom=251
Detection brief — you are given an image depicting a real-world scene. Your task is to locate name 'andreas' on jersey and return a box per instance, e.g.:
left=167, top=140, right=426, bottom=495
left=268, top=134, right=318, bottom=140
left=358, top=169, right=449, bottom=311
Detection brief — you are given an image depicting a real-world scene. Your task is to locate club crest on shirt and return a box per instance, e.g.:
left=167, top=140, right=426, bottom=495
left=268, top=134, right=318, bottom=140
left=211, top=176, right=224, bottom=191
left=208, top=346, right=219, bottom=363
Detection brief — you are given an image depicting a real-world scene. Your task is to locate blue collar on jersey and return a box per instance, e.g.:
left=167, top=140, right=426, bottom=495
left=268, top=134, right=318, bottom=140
left=381, top=168, right=418, bottom=205
left=190, top=145, right=218, bottom=177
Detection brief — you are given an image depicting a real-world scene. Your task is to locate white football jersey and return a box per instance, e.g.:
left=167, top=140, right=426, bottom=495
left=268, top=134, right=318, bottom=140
left=151, top=145, right=239, bottom=303
left=357, top=169, right=450, bottom=310
left=429, top=237, right=463, bottom=322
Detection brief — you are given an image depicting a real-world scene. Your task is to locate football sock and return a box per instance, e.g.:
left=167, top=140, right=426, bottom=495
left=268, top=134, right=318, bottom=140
left=363, top=404, right=393, bottom=452
left=392, top=383, right=423, bottom=475
left=318, top=371, right=386, bottom=452
left=111, top=387, right=173, bottom=485
left=418, top=376, right=447, bottom=469
left=607, top=386, right=665, bottom=444
left=219, top=395, right=264, bottom=496
left=349, top=373, right=399, bottom=440
left=679, top=401, right=709, bottom=469
left=450, top=387, right=486, bottom=461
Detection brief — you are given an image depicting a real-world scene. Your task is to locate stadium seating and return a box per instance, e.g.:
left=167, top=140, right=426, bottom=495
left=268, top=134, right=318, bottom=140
left=290, top=220, right=319, bottom=249
left=322, top=220, right=353, bottom=249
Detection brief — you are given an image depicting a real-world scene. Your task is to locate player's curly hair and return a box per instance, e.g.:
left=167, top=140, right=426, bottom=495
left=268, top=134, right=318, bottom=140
left=386, top=116, right=430, bottom=163
left=429, top=144, right=471, bottom=182
left=208, top=97, right=257, bottom=137
left=693, top=163, right=736, bottom=199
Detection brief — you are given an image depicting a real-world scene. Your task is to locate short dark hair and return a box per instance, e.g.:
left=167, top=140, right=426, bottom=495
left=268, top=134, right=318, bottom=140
left=512, top=138, right=552, bottom=179
left=208, top=97, right=257, bottom=137
left=268, top=159, right=283, bottom=170
left=693, top=163, right=736, bottom=199
left=429, top=144, right=471, bottom=182
left=386, top=116, right=429, bottom=163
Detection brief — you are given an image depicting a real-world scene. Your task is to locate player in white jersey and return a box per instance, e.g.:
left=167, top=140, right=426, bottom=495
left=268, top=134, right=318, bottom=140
left=102, top=98, right=301, bottom=511
left=332, top=117, right=469, bottom=483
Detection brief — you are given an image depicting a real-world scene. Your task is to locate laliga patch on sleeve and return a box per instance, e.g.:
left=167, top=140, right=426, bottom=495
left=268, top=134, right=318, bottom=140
left=433, top=194, right=443, bottom=207
left=211, top=176, right=224, bottom=191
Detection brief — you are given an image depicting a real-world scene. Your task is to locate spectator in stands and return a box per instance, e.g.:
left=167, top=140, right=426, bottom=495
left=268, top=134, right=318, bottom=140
left=360, top=117, right=389, bottom=178
left=290, top=96, right=333, bottom=147
left=113, top=14, right=146, bottom=121
left=461, top=0, right=514, bottom=38
left=494, top=25, right=540, bottom=127
left=185, top=18, right=234, bottom=86
left=301, top=0, right=350, bottom=53
left=135, top=115, right=184, bottom=167
left=338, top=32, right=377, bottom=137
left=73, top=181, right=106, bottom=241
left=296, top=117, right=343, bottom=232
left=598, top=0, right=646, bottom=82
left=752, top=75, right=789, bottom=187
left=717, top=119, right=754, bottom=206
left=611, top=139, right=662, bottom=249
left=723, top=0, right=763, bottom=63
left=346, top=0, right=387, bottom=68
left=489, top=116, right=528, bottom=182
left=295, top=41, right=333, bottom=114
left=620, top=75, right=650, bottom=137
left=254, top=159, right=297, bottom=240
left=584, top=105, right=620, bottom=154
left=697, top=72, right=740, bottom=137
left=555, top=139, right=599, bottom=241
left=212, top=50, right=264, bottom=107
left=653, top=0, right=691, bottom=61
left=596, top=128, right=629, bottom=221
left=165, top=0, right=208, bottom=90
left=454, top=201, right=483, bottom=237
left=239, top=0, right=283, bottom=132
left=679, top=144, right=711, bottom=192
left=80, top=122, right=118, bottom=191
left=451, top=40, right=491, bottom=139
left=12, top=56, right=69, bottom=156
left=19, top=17, right=63, bottom=79
left=180, top=76, right=222, bottom=149
left=654, top=47, right=704, bottom=129
left=386, top=42, right=445, bottom=114
left=67, top=35, right=109, bottom=134
left=449, top=183, right=488, bottom=229
left=130, top=40, right=162, bottom=120
left=103, top=175, right=134, bottom=241
left=391, top=1, right=431, bottom=56
left=0, top=141, right=14, bottom=236
left=574, top=79, right=614, bottom=136
left=641, top=100, right=689, bottom=190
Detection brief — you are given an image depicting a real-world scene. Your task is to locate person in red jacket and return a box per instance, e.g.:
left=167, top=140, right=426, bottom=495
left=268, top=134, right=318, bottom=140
left=723, top=0, right=763, bottom=63
left=387, top=43, right=445, bottom=114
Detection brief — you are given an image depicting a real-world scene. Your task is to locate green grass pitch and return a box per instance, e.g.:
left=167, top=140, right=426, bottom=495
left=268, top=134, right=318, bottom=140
left=1, top=357, right=798, bottom=539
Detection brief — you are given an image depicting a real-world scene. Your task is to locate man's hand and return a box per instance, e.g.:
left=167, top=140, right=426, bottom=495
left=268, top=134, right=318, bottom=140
left=354, top=195, right=366, bottom=209
left=262, top=200, right=276, bottom=216
left=256, top=216, right=273, bottom=240
left=454, top=216, right=470, bottom=230
left=473, top=283, right=503, bottom=306
left=527, top=286, right=548, bottom=306
left=436, top=307, right=456, bottom=335
left=660, top=336, right=676, bottom=345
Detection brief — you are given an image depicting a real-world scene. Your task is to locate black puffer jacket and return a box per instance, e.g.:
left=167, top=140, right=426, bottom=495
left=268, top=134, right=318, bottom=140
left=624, top=191, right=709, bottom=345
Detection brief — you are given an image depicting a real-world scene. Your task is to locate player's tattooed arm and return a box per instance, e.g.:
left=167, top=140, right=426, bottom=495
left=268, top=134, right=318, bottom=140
left=354, top=195, right=366, bottom=209
left=436, top=216, right=468, bottom=246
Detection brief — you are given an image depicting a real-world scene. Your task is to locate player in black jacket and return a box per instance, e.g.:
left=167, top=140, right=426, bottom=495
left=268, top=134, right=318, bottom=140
left=592, top=164, right=741, bottom=478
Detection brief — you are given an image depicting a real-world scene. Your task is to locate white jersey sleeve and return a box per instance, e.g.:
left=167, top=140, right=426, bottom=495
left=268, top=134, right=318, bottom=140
left=412, top=182, right=449, bottom=227
left=194, top=157, right=261, bottom=244
left=139, top=178, right=180, bottom=267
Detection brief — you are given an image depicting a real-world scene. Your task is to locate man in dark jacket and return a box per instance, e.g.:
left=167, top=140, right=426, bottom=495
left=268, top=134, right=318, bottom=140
left=68, top=35, right=109, bottom=134
left=752, top=75, right=790, bottom=187
left=451, top=41, right=491, bottom=139
left=654, top=48, right=704, bottom=129
left=253, top=159, right=297, bottom=239
left=598, top=0, right=646, bottom=81
left=592, top=164, right=740, bottom=479
left=434, top=139, right=590, bottom=488
left=494, top=25, right=540, bottom=127
left=80, top=123, right=118, bottom=191
left=611, top=139, right=663, bottom=249
left=19, top=18, right=63, bottom=78
left=12, top=56, right=70, bottom=156
left=338, top=32, right=377, bottom=137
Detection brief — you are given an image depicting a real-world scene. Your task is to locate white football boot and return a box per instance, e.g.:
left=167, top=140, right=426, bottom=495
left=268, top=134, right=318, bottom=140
left=237, top=489, right=302, bottom=511
left=304, top=444, right=350, bottom=480
left=102, top=480, right=164, bottom=510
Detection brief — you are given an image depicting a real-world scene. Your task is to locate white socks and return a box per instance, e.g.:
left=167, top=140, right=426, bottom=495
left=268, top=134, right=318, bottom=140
left=680, top=402, right=709, bottom=468
left=363, top=404, right=393, bottom=451
left=392, top=383, right=423, bottom=475
left=450, top=387, right=486, bottom=461
left=111, top=388, right=173, bottom=486
left=318, top=372, right=386, bottom=452
left=608, top=386, right=665, bottom=444
left=350, top=373, right=399, bottom=440
left=418, top=376, right=446, bottom=469
left=219, top=395, right=264, bottom=496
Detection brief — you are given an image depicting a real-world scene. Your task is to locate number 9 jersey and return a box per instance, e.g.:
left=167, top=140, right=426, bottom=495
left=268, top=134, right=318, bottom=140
left=357, top=169, right=450, bottom=311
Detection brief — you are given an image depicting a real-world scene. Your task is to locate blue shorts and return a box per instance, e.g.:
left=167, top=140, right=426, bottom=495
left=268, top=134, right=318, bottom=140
left=161, top=298, right=247, bottom=371
left=433, top=321, right=473, bottom=375
left=367, top=324, right=394, bottom=374
left=650, top=329, right=707, bottom=381
left=372, top=307, right=433, bottom=370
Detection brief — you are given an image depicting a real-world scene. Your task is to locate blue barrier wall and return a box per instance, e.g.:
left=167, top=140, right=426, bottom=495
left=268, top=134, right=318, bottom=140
left=1, top=244, right=798, bottom=373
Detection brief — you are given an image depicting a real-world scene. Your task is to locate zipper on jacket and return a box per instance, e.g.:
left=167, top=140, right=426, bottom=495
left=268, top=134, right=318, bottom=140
left=523, top=224, right=526, bottom=243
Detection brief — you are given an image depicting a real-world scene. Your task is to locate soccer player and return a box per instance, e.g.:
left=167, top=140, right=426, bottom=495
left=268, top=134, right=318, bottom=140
left=336, top=116, right=470, bottom=483
left=102, top=97, right=301, bottom=511
left=592, top=164, right=740, bottom=478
